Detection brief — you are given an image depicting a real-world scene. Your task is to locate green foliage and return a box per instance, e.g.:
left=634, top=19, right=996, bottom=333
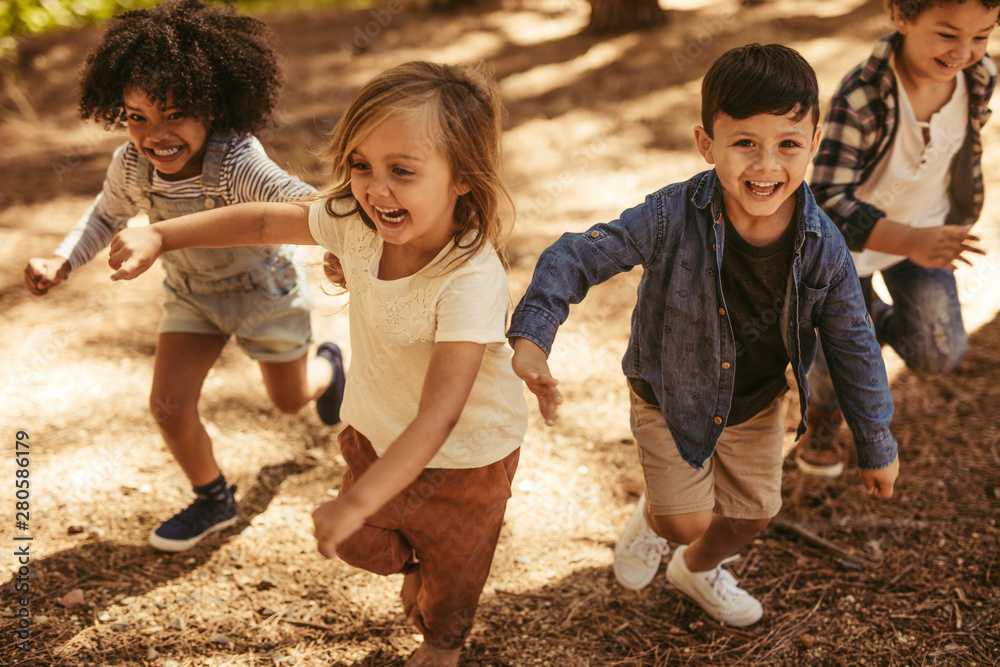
left=0, top=0, right=373, bottom=39
left=1, top=0, right=159, bottom=38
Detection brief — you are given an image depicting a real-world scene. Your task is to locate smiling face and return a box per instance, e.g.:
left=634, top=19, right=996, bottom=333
left=123, top=86, right=211, bottom=181
left=348, top=109, right=470, bottom=264
left=696, top=110, right=821, bottom=229
left=894, top=1, right=999, bottom=85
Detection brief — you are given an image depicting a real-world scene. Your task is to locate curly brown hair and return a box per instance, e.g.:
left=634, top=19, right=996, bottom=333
left=79, top=0, right=283, bottom=135
left=889, top=0, right=1000, bottom=22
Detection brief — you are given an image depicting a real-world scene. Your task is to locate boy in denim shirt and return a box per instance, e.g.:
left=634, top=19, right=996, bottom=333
left=508, top=44, right=899, bottom=627
left=793, top=0, right=998, bottom=477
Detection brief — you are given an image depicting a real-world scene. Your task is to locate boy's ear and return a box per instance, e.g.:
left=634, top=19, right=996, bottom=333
left=810, top=124, right=822, bottom=157
left=694, top=125, right=715, bottom=164
left=892, top=2, right=909, bottom=34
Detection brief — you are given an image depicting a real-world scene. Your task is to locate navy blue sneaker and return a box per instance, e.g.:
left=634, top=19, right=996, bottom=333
left=316, top=342, right=346, bottom=426
left=149, top=486, right=238, bottom=552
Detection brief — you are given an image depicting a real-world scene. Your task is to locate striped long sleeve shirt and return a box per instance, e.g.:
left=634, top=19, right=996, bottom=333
left=55, top=134, right=318, bottom=271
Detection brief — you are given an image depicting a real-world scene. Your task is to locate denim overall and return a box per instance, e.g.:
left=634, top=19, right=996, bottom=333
left=136, top=131, right=313, bottom=362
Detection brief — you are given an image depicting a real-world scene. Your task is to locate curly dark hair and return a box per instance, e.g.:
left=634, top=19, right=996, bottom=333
left=889, top=0, right=1000, bottom=22
left=79, top=0, right=283, bottom=135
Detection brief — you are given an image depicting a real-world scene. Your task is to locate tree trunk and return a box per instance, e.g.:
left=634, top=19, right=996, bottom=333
left=587, top=0, right=667, bottom=35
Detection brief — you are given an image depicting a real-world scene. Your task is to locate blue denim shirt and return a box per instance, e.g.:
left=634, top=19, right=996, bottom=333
left=509, top=169, right=897, bottom=470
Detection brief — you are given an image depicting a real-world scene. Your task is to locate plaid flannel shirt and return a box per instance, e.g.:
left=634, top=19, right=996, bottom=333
left=811, top=32, right=996, bottom=251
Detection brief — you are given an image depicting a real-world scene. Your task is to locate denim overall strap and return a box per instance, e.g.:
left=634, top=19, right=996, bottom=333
left=198, top=131, right=230, bottom=209
left=139, top=132, right=270, bottom=292
left=135, top=131, right=231, bottom=216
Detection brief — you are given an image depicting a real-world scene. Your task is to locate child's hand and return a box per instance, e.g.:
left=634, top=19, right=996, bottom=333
left=511, top=337, right=562, bottom=426
left=322, top=251, right=346, bottom=289
left=312, top=497, right=366, bottom=559
left=859, top=456, right=899, bottom=499
left=108, top=227, right=165, bottom=280
left=908, top=224, right=984, bottom=270
left=24, top=257, right=70, bottom=296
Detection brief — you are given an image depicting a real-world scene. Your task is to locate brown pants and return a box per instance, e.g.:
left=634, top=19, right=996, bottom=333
left=335, top=426, right=519, bottom=649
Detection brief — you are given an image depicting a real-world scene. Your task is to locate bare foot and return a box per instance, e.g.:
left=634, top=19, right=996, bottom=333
left=403, top=641, right=461, bottom=667
left=401, top=570, right=423, bottom=626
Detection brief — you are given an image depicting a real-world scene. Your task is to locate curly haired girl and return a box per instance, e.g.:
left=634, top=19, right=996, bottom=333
left=24, top=0, right=345, bottom=552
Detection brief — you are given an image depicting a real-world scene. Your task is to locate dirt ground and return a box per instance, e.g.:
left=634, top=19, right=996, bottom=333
left=2, top=0, right=999, bottom=665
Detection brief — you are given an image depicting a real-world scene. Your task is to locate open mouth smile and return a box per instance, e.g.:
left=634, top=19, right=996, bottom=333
left=934, top=58, right=963, bottom=69
left=745, top=180, right=781, bottom=197
left=374, top=205, right=407, bottom=224
left=148, top=146, right=183, bottom=158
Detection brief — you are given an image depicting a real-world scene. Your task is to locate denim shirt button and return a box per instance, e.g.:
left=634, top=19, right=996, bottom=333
left=589, top=230, right=600, bottom=238
left=713, top=417, right=723, bottom=425
left=718, top=307, right=725, bottom=316
left=721, top=362, right=731, bottom=369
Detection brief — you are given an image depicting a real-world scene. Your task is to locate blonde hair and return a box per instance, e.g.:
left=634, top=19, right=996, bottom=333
left=321, top=61, right=512, bottom=268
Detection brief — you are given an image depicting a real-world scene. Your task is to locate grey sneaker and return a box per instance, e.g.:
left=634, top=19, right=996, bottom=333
left=666, top=544, right=763, bottom=627
left=613, top=492, right=670, bottom=590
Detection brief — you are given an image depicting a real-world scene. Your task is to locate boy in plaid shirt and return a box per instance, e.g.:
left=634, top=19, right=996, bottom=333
left=794, top=0, right=999, bottom=476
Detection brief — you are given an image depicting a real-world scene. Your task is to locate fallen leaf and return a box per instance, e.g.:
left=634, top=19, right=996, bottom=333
left=60, top=589, right=86, bottom=609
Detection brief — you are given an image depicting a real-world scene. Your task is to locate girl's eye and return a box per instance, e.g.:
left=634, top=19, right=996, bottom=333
left=128, top=114, right=145, bottom=122
left=781, top=140, right=801, bottom=148
left=734, top=139, right=754, bottom=147
left=937, top=33, right=956, bottom=40
left=167, top=112, right=187, bottom=121
left=392, top=167, right=415, bottom=177
left=349, top=161, right=370, bottom=172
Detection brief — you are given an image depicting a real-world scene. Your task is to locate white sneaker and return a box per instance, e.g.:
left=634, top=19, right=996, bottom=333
left=665, top=544, right=763, bottom=627
left=613, top=492, right=670, bottom=590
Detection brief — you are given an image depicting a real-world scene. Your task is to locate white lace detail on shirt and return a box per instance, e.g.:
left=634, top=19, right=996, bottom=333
left=344, top=222, right=438, bottom=343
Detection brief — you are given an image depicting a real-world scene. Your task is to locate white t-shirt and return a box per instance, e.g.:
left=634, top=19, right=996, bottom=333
left=308, top=199, right=527, bottom=469
left=852, top=55, right=968, bottom=277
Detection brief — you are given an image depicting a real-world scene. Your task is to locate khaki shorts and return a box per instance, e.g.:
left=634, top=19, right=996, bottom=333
left=629, top=385, right=784, bottom=520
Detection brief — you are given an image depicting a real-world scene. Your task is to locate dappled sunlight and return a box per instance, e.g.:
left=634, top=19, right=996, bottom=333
left=383, top=29, right=508, bottom=67
left=765, top=0, right=872, bottom=18
left=3, top=1, right=1000, bottom=664
left=501, top=36, right=640, bottom=102
left=484, top=1, right=587, bottom=47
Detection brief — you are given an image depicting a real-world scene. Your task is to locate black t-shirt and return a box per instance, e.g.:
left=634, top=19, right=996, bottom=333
left=720, top=210, right=795, bottom=426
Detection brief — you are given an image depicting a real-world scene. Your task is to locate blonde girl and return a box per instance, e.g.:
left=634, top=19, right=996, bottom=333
left=108, top=61, right=528, bottom=667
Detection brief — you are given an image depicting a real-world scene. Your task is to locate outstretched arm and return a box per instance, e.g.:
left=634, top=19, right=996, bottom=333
left=108, top=201, right=315, bottom=280
left=511, top=337, right=562, bottom=426
left=24, top=256, right=71, bottom=296
left=312, top=340, right=486, bottom=558
left=863, top=221, right=985, bottom=270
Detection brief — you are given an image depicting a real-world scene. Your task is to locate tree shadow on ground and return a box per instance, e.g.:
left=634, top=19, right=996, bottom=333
left=0, top=459, right=316, bottom=662
left=0, top=0, right=892, bottom=211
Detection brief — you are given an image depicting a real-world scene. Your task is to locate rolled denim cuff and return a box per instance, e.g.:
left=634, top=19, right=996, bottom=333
left=854, top=433, right=898, bottom=470
left=507, top=304, right=561, bottom=356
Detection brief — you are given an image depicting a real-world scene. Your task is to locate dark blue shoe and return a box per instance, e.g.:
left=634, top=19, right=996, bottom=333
left=316, top=342, right=346, bottom=425
left=149, top=486, right=238, bottom=552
